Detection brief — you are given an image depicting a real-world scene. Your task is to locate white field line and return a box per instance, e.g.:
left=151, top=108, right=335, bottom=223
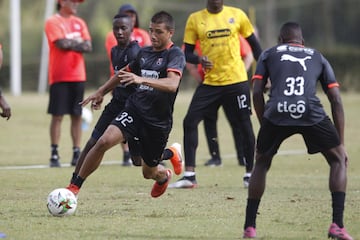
left=0, top=149, right=306, bottom=171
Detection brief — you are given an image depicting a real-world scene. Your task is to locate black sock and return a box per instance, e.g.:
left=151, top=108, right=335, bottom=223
left=332, top=192, right=345, bottom=228
left=73, top=147, right=80, bottom=158
left=51, top=144, right=58, bottom=156
left=162, top=148, right=173, bottom=160
left=73, top=175, right=85, bottom=188
left=123, top=151, right=130, bottom=162
left=70, top=172, right=77, bottom=184
left=244, top=198, right=261, bottom=229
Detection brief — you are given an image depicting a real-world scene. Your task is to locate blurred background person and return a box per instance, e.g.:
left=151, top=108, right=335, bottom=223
left=44, top=0, right=92, bottom=167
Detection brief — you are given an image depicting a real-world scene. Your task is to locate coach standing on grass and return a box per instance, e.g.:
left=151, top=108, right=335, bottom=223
left=45, top=0, right=92, bottom=168
left=243, top=22, right=353, bottom=240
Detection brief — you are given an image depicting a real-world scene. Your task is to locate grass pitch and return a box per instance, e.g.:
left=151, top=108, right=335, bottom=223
left=0, top=91, right=359, bottom=239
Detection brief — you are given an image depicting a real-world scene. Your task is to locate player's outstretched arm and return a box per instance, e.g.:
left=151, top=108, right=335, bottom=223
left=118, top=70, right=181, bottom=93
left=81, top=71, right=125, bottom=109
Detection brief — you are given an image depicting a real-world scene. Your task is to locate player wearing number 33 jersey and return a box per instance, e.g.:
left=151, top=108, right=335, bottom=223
left=244, top=22, right=352, bottom=240
left=253, top=40, right=338, bottom=126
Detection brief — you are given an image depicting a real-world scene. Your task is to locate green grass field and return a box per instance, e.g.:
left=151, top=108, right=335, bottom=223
left=0, top=91, right=359, bottom=239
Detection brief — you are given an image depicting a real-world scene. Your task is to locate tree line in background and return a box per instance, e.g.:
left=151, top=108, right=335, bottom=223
left=0, top=0, right=359, bottom=91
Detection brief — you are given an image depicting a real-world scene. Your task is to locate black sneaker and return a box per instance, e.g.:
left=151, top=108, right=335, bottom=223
left=121, top=151, right=133, bottom=167
left=238, top=156, right=245, bottom=166
left=121, top=159, right=133, bottom=167
left=243, top=173, right=251, bottom=188
left=50, top=155, right=61, bottom=167
left=204, top=158, right=222, bottom=167
left=168, top=175, right=197, bottom=188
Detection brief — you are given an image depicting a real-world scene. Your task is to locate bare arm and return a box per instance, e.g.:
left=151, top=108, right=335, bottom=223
left=119, top=70, right=181, bottom=93
left=80, top=70, right=124, bottom=109
left=186, top=63, right=203, bottom=83
left=327, top=87, right=345, bottom=144
left=252, top=78, right=266, bottom=125
left=243, top=51, right=254, bottom=71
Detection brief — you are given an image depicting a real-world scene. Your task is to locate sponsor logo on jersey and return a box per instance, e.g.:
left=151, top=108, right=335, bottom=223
left=280, top=54, right=312, bottom=71
left=277, top=100, right=306, bottom=119
left=139, top=69, right=160, bottom=91
left=206, top=29, right=231, bottom=39
left=156, top=58, right=163, bottom=65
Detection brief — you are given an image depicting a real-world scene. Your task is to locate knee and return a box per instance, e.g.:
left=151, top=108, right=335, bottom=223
left=183, top=114, right=197, bottom=129
left=142, top=170, right=154, bottom=180
left=255, top=154, right=272, bottom=170
left=131, top=156, right=142, bottom=166
left=95, top=137, right=112, bottom=151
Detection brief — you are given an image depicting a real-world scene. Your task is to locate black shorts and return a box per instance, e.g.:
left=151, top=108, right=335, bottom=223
left=91, top=98, right=140, bottom=157
left=257, top=117, right=341, bottom=156
left=111, top=108, right=171, bottom=167
left=186, top=82, right=252, bottom=122
left=47, top=82, right=85, bottom=116
left=91, top=98, right=126, bottom=140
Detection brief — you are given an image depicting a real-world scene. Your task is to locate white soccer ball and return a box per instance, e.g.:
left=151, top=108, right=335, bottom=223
left=47, top=188, right=77, bottom=217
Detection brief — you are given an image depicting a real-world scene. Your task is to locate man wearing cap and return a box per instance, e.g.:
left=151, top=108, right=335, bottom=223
left=104, top=3, right=151, bottom=166
left=45, top=0, right=92, bottom=167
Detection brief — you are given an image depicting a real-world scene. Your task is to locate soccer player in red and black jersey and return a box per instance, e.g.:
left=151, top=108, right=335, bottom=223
left=68, top=13, right=140, bottom=185
left=68, top=11, right=185, bottom=199
left=243, top=22, right=353, bottom=240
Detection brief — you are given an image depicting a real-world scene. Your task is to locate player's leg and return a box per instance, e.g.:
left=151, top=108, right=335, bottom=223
left=170, top=85, right=220, bottom=188
left=303, top=117, right=353, bottom=239
left=68, top=124, right=125, bottom=195
left=140, top=125, right=173, bottom=198
left=222, top=82, right=255, bottom=187
left=49, top=115, right=63, bottom=167
left=243, top=120, right=289, bottom=238
left=69, top=82, right=85, bottom=166
left=70, top=98, right=124, bottom=182
left=48, top=82, right=69, bottom=167
left=120, top=142, right=132, bottom=166
left=70, top=114, right=82, bottom=165
left=203, top=102, right=222, bottom=167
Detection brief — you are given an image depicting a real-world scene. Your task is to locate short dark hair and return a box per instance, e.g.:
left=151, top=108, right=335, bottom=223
left=279, top=22, right=303, bottom=44
left=151, top=11, right=175, bottom=31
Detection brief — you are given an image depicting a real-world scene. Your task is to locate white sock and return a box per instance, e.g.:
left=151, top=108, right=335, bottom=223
left=184, top=171, right=195, bottom=177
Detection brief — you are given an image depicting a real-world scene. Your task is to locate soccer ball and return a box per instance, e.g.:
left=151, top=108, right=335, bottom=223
left=47, top=188, right=77, bottom=217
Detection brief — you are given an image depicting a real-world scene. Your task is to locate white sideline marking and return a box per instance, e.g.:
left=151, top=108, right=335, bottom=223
left=0, top=150, right=306, bottom=171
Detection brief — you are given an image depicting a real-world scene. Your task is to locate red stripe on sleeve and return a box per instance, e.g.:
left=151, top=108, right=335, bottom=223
left=251, top=74, right=263, bottom=82
left=328, top=82, right=339, bottom=88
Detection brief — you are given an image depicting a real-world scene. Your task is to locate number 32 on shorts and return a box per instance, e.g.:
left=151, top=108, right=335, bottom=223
left=115, top=112, right=134, bottom=127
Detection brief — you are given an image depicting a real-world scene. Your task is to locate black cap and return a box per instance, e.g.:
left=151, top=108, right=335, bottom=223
left=118, top=4, right=137, bottom=14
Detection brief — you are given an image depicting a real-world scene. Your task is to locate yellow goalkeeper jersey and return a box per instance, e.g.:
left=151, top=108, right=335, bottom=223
left=184, top=6, right=254, bottom=86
